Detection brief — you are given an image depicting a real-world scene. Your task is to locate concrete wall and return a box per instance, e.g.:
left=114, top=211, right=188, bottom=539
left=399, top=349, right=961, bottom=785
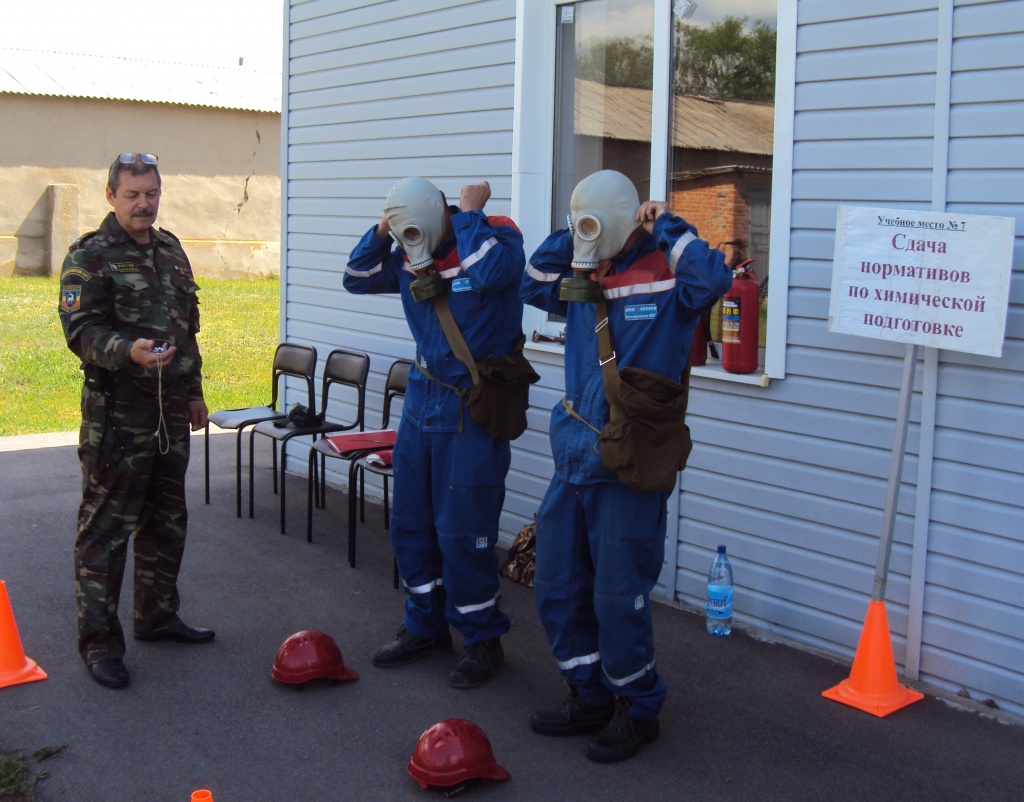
left=0, top=94, right=281, bottom=278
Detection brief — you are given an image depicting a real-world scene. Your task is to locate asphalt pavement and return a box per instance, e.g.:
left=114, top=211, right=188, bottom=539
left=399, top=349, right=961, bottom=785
left=2, top=430, right=1023, bottom=802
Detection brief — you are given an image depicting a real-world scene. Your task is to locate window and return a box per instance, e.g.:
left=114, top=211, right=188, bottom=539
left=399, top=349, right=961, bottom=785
left=514, top=0, right=792, bottom=381
left=552, top=1, right=655, bottom=225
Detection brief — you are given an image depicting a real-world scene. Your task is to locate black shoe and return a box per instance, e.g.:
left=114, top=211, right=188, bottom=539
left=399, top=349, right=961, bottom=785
left=449, top=637, right=504, bottom=689
left=372, top=625, right=453, bottom=668
left=135, top=620, right=216, bottom=644
left=586, top=698, right=660, bottom=764
left=87, top=658, right=130, bottom=689
left=531, top=681, right=614, bottom=736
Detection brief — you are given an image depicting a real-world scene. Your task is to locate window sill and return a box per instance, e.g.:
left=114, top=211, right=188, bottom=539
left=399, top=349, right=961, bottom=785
left=691, top=362, right=771, bottom=387
left=526, top=339, right=773, bottom=386
left=525, top=339, right=566, bottom=356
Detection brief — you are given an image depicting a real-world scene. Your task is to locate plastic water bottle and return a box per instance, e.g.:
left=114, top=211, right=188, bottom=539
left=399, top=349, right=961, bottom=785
left=706, top=545, right=734, bottom=636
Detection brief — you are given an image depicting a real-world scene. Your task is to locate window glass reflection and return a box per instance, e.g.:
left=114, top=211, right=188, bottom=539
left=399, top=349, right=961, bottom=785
left=552, top=0, right=655, bottom=231
left=670, top=2, right=778, bottom=354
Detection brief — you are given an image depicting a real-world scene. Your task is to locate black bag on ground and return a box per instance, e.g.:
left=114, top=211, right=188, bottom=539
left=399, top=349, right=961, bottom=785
left=598, top=366, right=693, bottom=493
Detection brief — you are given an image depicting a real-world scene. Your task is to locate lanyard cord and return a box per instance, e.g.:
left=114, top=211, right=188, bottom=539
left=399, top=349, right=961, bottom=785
left=150, top=244, right=171, bottom=454
left=155, top=355, right=170, bottom=454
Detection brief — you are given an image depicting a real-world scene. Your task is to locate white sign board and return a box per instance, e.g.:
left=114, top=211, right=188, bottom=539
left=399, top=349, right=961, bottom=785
left=829, top=206, right=1015, bottom=357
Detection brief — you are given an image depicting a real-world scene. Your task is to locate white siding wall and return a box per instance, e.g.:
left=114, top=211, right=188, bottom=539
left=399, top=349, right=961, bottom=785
left=674, top=0, right=949, bottom=661
left=672, top=0, right=1023, bottom=717
left=285, top=0, right=1024, bottom=718
left=920, top=0, right=1024, bottom=713
left=283, top=0, right=519, bottom=488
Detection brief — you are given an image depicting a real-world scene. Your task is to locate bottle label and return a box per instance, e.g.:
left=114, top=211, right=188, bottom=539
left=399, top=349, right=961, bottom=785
left=722, top=299, right=741, bottom=344
left=706, top=584, right=733, bottom=619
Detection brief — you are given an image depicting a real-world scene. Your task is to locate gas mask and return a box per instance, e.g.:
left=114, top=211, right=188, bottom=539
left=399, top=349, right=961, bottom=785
left=560, top=170, right=641, bottom=303
left=384, top=177, right=447, bottom=301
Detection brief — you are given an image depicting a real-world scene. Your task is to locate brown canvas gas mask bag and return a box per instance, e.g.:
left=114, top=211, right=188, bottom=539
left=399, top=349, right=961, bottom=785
left=466, top=334, right=540, bottom=440
left=597, top=364, right=692, bottom=492
left=433, top=295, right=539, bottom=441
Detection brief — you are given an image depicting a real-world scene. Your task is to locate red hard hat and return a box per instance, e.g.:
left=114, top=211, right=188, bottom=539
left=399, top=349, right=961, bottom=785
left=407, top=719, right=510, bottom=789
left=271, top=630, right=359, bottom=685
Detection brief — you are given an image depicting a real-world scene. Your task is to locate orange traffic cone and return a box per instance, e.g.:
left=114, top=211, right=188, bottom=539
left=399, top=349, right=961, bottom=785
left=191, top=791, right=214, bottom=802
left=0, top=580, right=48, bottom=689
left=823, top=599, right=923, bottom=717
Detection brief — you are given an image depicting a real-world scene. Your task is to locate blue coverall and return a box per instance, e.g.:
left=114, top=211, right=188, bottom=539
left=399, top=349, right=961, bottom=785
left=344, top=208, right=525, bottom=645
left=520, top=213, right=732, bottom=719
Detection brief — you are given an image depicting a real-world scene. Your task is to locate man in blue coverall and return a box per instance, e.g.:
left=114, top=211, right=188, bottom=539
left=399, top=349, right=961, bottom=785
left=520, top=170, right=732, bottom=762
left=344, top=177, right=525, bottom=689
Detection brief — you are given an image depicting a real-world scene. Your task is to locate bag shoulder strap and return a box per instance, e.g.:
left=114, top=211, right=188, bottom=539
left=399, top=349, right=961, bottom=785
left=593, top=263, right=623, bottom=409
left=433, top=293, right=480, bottom=386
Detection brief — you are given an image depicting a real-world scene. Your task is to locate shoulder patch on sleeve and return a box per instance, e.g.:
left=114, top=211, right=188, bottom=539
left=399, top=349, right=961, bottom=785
left=60, top=285, right=82, bottom=313
left=60, top=266, right=93, bottom=282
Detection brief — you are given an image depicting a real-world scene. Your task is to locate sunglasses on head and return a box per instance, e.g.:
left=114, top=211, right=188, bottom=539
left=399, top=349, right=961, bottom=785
left=118, top=152, right=158, bottom=165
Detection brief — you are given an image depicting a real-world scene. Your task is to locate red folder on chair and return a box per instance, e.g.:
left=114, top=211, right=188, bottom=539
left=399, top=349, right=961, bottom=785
left=324, top=429, right=397, bottom=456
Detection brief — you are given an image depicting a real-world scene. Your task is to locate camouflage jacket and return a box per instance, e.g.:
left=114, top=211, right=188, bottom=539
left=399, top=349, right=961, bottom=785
left=58, top=212, right=203, bottom=400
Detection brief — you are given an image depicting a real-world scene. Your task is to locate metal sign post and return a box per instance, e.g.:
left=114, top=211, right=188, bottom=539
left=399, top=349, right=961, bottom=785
left=871, top=343, right=917, bottom=603
left=823, top=206, right=1012, bottom=716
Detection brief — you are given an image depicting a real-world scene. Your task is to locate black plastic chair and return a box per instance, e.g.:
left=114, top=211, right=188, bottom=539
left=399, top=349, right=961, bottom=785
left=205, top=343, right=317, bottom=518
left=307, top=358, right=412, bottom=581
left=248, top=348, right=370, bottom=534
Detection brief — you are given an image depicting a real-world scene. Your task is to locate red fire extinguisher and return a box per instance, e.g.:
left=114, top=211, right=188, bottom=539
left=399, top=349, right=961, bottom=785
left=721, top=259, right=759, bottom=374
left=690, top=313, right=708, bottom=366
left=689, top=312, right=718, bottom=366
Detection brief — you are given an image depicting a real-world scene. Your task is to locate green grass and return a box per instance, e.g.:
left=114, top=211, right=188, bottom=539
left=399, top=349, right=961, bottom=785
left=0, top=749, right=49, bottom=802
left=0, top=275, right=280, bottom=437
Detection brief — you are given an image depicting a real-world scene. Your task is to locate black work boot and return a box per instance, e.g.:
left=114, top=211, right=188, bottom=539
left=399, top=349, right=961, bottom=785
left=586, top=697, right=660, bottom=763
left=449, top=637, right=504, bottom=689
left=531, top=680, right=615, bottom=736
left=86, top=657, right=130, bottom=689
left=372, top=625, right=453, bottom=668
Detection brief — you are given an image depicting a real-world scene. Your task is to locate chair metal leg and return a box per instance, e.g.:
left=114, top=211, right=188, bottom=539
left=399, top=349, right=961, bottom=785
left=311, top=451, right=320, bottom=511
left=359, top=469, right=366, bottom=523
left=236, top=429, right=245, bottom=519
left=279, top=439, right=288, bottom=535
left=272, top=440, right=279, bottom=494
left=306, top=448, right=315, bottom=544
left=204, top=423, right=210, bottom=505
left=383, top=477, right=398, bottom=589
left=319, top=453, right=327, bottom=508
left=347, top=460, right=359, bottom=568
left=248, top=428, right=257, bottom=519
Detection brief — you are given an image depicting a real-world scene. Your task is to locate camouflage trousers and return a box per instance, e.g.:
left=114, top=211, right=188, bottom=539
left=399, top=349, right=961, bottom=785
left=75, top=379, right=192, bottom=664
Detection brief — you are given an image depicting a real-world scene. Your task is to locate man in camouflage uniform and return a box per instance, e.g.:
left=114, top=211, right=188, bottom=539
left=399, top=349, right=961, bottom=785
left=59, top=152, right=214, bottom=689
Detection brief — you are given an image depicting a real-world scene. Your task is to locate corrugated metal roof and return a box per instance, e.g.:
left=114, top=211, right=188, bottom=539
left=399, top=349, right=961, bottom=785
left=0, top=49, right=281, bottom=113
left=575, top=79, right=774, bottom=155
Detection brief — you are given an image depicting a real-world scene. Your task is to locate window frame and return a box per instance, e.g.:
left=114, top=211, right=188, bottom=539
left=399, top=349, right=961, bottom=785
left=512, top=0, right=795, bottom=382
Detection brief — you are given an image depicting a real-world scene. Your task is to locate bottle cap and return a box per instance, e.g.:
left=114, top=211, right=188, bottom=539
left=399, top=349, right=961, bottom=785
left=717, top=545, right=726, bottom=553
